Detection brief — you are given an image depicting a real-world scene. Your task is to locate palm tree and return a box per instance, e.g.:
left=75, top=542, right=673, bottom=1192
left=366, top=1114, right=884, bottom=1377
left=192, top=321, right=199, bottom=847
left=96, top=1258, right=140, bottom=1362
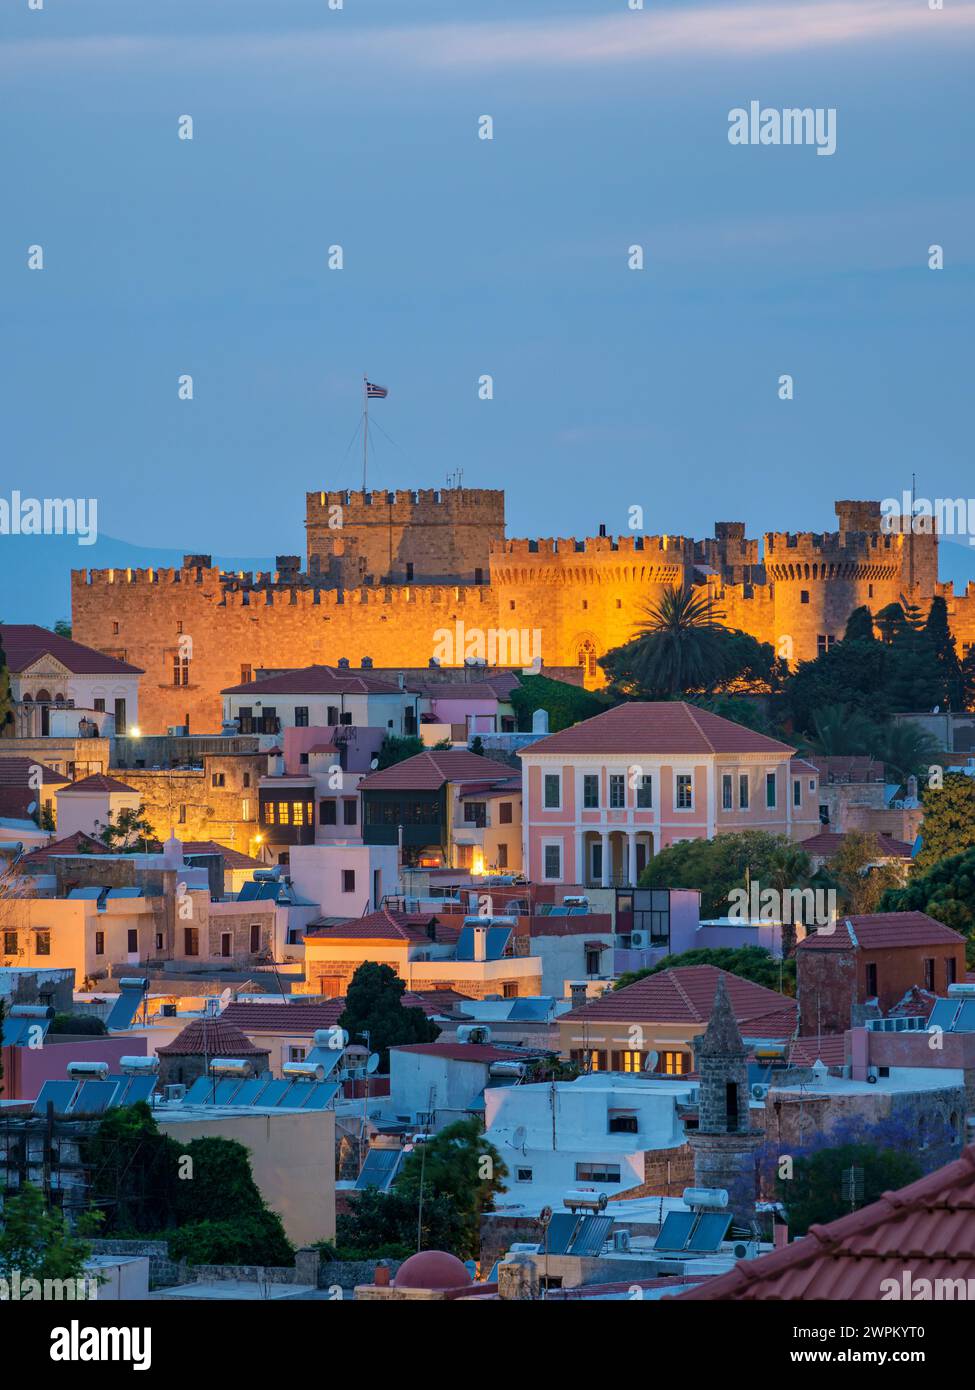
left=765, top=841, right=814, bottom=955
left=871, top=719, right=942, bottom=786
left=804, top=704, right=879, bottom=758
left=626, top=587, right=731, bottom=698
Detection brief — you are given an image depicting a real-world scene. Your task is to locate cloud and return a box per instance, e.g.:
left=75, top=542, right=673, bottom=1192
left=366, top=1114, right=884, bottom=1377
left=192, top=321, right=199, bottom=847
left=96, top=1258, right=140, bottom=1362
left=2, top=1, right=973, bottom=74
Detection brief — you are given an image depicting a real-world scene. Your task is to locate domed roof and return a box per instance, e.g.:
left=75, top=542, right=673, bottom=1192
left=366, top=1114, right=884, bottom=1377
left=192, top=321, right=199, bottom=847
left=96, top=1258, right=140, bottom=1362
left=393, top=1250, right=472, bottom=1290
left=156, top=1016, right=269, bottom=1057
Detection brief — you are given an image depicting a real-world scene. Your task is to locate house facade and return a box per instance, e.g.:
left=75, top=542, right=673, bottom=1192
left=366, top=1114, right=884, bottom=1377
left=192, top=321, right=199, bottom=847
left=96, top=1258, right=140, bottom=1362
left=519, top=702, right=821, bottom=886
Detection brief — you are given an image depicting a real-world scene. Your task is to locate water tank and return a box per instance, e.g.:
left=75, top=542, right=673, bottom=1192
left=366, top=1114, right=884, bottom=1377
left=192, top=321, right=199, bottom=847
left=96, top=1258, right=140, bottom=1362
left=564, top=1190, right=609, bottom=1213
left=282, top=1061, right=327, bottom=1082
left=67, top=1061, right=110, bottom=1079
left=208, top=1059, right=252, bottom=1076
left=315, top=1027, right=347, bottom=1048
left=682, top=1187, right=729, bottom=1209
left=120, top=1056, right=159, bottom=1074
left=456, top=1024, right=492, bottom=1044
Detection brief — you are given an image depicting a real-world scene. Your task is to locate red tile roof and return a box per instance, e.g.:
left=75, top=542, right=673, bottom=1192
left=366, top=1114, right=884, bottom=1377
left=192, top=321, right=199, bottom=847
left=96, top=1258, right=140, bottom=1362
left=801, top=830, right=913, bottom=859
left=221, top=664, right=402, bottom=696
left=798, top=912, right=965, bottom=952
left=359, top=749, right=516, bottom=792
left=809, top=755, right=885, bottom=783
left=57, top=773, right=139, bottom=795
left=18, top=830, right=111, bottom=864
left=562, top=964, right=797, bottom=1036
left=787, top=1034, right=848, bottom=1068
left=0, top=624, right=143, bottom=675
left=304, top=908, right=460, bottom=945
left=0, top=757, right=70, bottom=786
left=220, top=990, right=459, bottom=1035
left=521, top=702, right=796, bottom=757
left=176, top=840, right=266, bottom=870
left=156, top=1016, right=270, bottom=1056
left=673, top=1145, right=975, bottom=1300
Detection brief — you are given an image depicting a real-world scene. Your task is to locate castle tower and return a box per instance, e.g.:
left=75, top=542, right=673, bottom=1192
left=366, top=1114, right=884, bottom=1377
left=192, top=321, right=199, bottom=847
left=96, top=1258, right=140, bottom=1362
left=688, top=975, right=762, bottom=1225
left=305, top=487, right=505, bottom=586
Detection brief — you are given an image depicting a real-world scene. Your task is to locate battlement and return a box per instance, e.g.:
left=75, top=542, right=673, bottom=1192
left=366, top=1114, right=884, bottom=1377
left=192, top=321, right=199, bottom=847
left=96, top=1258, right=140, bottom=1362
left=493, top=534, right=693, bottom=558
left=306, top=486, right=505, bottom=523
left=764, top=529, right=907, bottom=556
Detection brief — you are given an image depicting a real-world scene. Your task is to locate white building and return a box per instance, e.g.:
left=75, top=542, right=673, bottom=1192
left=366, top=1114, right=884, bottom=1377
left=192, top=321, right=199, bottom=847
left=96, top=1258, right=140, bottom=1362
left=220, top=665, right=419, bottom=737
left=0, top=624, right=142, bottom=738
left=288, top=841, right=399, bottom=918
left=483, top=1072, right=697, bottom=1213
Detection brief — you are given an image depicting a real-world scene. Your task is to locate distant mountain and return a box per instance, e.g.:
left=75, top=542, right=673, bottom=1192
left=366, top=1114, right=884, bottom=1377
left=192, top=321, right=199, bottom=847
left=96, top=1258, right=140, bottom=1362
left=0, top=534, right=275, bottom=626
left=937, top=537, right=975, bottom=595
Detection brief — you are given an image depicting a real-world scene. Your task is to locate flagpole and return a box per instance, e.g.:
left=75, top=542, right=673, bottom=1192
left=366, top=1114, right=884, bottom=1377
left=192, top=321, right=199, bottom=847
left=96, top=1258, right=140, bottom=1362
left=362, top=375, right=369, bottom=491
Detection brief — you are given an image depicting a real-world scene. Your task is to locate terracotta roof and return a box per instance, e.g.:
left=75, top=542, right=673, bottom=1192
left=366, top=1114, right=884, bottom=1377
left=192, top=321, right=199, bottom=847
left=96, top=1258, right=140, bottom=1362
left=18, top=830, right=111, bottom=864
left=359, top=749, right=515, bottom=792
left=156, top=1016, right=270, bottom=1056
left=790, top=757, right=819, bottom=774
left=0, top=757, right=70, bottom=786
left=0, top=624, right=143, bottom=676
left=176, top=840, right=266, bottom=870
left=787, top=1034, right=848, bottom=1068
left=391, top=1042, right=546, bottom=1064
left=58, top=773, right=139, bottom=795
left=809, top=755, right=885, bottom=783
left=562, top=964, right=797, bottom=1036
left=304, top=908, right=460, bottom=945
left=673, top=1145, right=975, bottom=1300
left=521, top=702, right=796, bottom=757
left=221, top=664, right=402, bottom=696
left=219, top=1001, right=347, bottom=1034
left=801, top=830, right=913, bottom=859
left=798, top=912, right=965, bottom=952
left=409, top=682, right=506, bottom=701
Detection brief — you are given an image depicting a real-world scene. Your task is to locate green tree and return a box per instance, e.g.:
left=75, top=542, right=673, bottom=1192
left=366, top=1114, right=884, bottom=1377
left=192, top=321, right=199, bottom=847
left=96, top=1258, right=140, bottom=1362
left=509, top=674, right=610, bottom=733
left=332, top=1188, right=464, bottom=1261
left=924, top=595, right=965, bottom=710
left=0, top=1183, right=97, bottom=1284
left=870, top=718, right=942, bottom=785
left=168, top=1211, right=293, bottom=1267
left=784, top=640, right=890, bottom=735
left=394, top=1118, right=506, bottom=1259
left=914, top=773, right=975, bottom=872
left=98, top=803, right=156, bottom=852
left=338, top=961, right=440, bottom=1069
left=639, top=830, right=813, bottom=924
left=882, top=602, right=941, bottom=713
left=778, top=1143, right=921, bottom=1237
left=688, top=695, right=775, bottom=735
left=843, top=606, right=876, bottom=643
left=879, top=844, right=975, bottom=959
left=376, top=734, right=426, bottom=769
left=53, top=619, right=72, bottom=639
left=469, top=735, right=485, bottom=757
left=83, top=1101, right=183, bottom=1232
left=49, top=1013, right=108, bottom=1036
left=804, top=704, right=879, bottom=758
left=613, top=946, right=796, bottom=997
left=822, top=831, right=904, bottom=916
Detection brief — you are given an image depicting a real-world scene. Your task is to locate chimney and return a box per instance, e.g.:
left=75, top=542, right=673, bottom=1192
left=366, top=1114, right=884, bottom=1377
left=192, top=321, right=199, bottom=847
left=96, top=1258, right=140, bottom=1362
left=361, top=657, right=373, bottom=669
left=773, top=1222, right=789, bottom=1250
left=531, top=707, right=549, bottom=735
left=598, top=523, right=607, bottom=538
left=570, top=982, right=588, bottom=1008
left=473, top=925, right=488, bottom=963
left=337, top=658, right=350, bottom=669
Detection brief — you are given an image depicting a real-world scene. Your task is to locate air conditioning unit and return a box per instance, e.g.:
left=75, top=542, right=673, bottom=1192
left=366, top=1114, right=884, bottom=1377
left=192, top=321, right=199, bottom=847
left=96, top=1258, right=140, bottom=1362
left=733, top=1241, right=760, bottom=1260
left=629, top=931, right=648, bottom=949
left=165, top=1084, right=186, bottom=1102
left=866, top=1067, right=879, bottom=1084
left=613, top=1229, right=631, bottom=1253
left=167, top=725, right=189, bottom=737
left=751, top=1083, right=769, bottom=1101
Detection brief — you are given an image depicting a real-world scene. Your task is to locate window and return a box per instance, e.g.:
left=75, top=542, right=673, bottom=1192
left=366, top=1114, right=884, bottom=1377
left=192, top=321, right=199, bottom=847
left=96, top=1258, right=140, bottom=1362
left=800, top=590, right=809, bottom=604
left=406, top=562, right=414, bottom=581
left=238, top=707, right=253, bottom=734
left=343, top=799, right=358, bottom=826
left=211, top=772, right=226, bottom=788
left=114, top=697, right=127, bottom=735
left=618, top=1051, right=643, bottom=1073
left=543, top=842, right=562, bottom=880
left=474, top=568, right=484, bottom=584
left=327, top=706, right=340, bottom=725
left=342, top=869, right=356, bottom=893
left=172, top=654, right=189, bottom=687
left=295, top=706, right=309, bottom=727
left=497, top=843, right=508, bottom=868
left=220, top=933, right=231, bottom=958
left=112, top=621, right=119, bottom=635
left=464, top=801, right=487, bottom=827
left=575, top=1162, right=621, bottom=1184
left=739, top=774, right=749, bottom=810
left=675, top=773, right=693, bottom=810
left=660, top=1051, right=687, bottom=1076
left=765, top=771, right=777, bottom=809
left=320, top=799, right=337, bottom=825
left=516, top=1167, right=533, bottom=1183
left=503, top=982, right=518, bottom=998
left=583, top=774, right=599, bottom=809
left=636, top=775, right=652, bottom=809
left=93, top=698, right=105, bottom=713
left=243, top=772, right=251, bottom=788
left=155, top=933, right=163, bottom=951
left=865, top=962, right=878, bottom=997
left=585, top=948, right=601, bottom=975
left=127, top=929, right=138, bottom=953
left=250, top=923, right=261, bottom=953
left=178, top=805, right=187, bottom=824
left=240, top=665, right=252, bottom=684
left=184, top=927, right=199, bottom=957
left=543, top=773, right=561, bottom=809
left=292, top=801, right=306, bottom=827
left=609, top=774, right=625, bottom=809
left=793, top=778, right=802, bottom=808
left=947, top=957, right=958, bottom=987
left=35, top=930, right=51, bottom=955
left=924, top=958, right=935, bottom=991
left=277, top=802, right=291, bottom=825
left=241, top=798, right=250, bottom=820
left=94, top=931, right=104, bottom=956
left=608, top=1113, right=639, bottom=1134
left=722, top=773, right=733, bottom=811
left=499, top=801, right=513, bottom=824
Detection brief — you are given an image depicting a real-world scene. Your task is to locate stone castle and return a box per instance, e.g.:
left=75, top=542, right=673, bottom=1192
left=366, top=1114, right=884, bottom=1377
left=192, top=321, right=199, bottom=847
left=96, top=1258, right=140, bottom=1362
left=71, top=487, right=975, bottom=734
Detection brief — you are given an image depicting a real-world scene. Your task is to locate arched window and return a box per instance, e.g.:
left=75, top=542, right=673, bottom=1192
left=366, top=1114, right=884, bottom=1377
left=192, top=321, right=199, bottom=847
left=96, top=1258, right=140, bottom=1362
left=576, top=638, right=598, bottom=679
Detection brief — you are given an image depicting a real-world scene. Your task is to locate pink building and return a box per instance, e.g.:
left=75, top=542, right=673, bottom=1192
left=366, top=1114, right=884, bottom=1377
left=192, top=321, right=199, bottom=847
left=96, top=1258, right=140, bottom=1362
left=518, top=701, right=821, bottom=886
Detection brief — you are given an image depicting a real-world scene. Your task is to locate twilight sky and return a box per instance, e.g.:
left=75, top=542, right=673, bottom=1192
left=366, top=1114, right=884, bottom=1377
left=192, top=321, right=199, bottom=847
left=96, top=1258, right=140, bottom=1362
left=2, top=0, right=974, bottom=577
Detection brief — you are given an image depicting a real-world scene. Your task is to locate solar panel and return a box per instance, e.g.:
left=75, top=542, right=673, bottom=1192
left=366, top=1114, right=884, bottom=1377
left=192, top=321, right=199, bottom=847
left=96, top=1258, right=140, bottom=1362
left=254, top=1079, right=289, bottom=1107
left=568, top=1214, right=613, bottom=1257
left=927, top=999, right=960, bottom=1033
left=300, top=1082, right=339, bottom=1111
left=955, top=1000, right=975, bottom=1033
left=542, top=1213, right=579, bottom=1256
left=183, top=1076, right=216, bottom=1105
left=654, top=1211, right=696, bottom=1251
left=486, top=927, right=512, bottom=959
left=227, top=1077, right=268, bottom=1106
left=2, top=1013, right=52, bottom=1047
left=689, top=1212, right=732, bottom=1251
left=301, top=1047, right=343, bottom=1077
left=120, top=1075, right=157, bottom=1107
left=355, top=1148, right=402, bottom=1190
left=71, top=1080, right=120, bottom=1114
left=32, top=1080, right=78, bottom=1115
left=106, top=986, right=146, bottom=1031
left=212, top=1078, right=244, bottom=1105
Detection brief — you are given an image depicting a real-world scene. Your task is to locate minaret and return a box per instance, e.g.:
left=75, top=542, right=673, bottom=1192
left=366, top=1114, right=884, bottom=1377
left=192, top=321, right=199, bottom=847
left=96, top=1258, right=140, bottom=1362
left=688, top=974, right=762, bottom=1226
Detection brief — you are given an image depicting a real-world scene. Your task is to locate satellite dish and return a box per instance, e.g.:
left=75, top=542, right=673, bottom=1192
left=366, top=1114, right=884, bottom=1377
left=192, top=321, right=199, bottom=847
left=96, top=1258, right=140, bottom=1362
left=370, top=758, right=379, bottom=769
left=643, top=1051, right=659, bottom=1071
left=27, top=801, right=37, bottom=816
left=511, top=1125, right=527, bottom=1151
left=218, top=987, right=232, bottom=1009
left=366, top=1052, right=380, bottom=1074
left=539, top=1206, right=553, bottom=1227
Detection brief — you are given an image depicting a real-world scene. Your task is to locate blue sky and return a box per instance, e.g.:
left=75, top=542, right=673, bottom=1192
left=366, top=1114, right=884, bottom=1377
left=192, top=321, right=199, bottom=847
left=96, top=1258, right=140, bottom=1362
left=2, top=0, right=974, bottom=610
